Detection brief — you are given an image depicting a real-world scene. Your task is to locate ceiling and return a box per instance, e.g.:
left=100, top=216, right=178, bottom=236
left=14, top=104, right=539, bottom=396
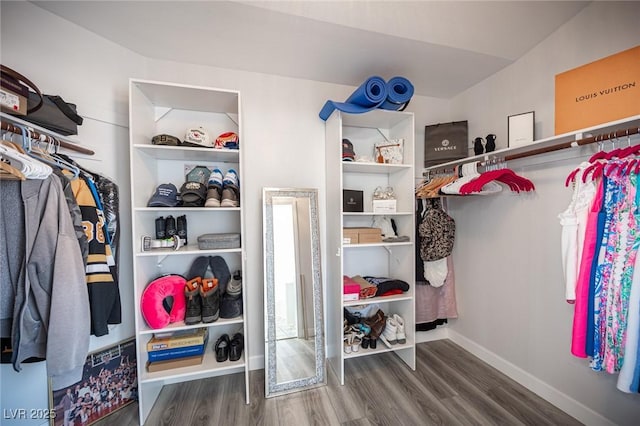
left=31, top=1, right=589, bottom=98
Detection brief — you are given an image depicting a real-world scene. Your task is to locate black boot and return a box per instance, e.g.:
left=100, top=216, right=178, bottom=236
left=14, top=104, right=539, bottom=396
left=473, top=137, right=484, bottom=155
left=485, top=134, right=496, bottom=153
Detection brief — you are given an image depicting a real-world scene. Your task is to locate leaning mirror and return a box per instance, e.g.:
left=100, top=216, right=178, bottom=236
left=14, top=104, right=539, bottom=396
left=263, top=188, right=325, bottom=397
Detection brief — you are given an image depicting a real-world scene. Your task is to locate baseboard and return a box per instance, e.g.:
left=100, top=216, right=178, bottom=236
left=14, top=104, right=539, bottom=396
left=249, top=354, right=265, bottom=371
left=415, top=326, right=449, bottom=343
left=447, top=330, right=615, bottom=426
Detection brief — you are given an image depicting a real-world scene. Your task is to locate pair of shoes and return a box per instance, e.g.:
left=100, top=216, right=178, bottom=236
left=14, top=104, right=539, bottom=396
left=214, top=332, right=244, bottom=362
left=473, top=134, right=497, bottom=155
left=155, top=215, right=188, bottom=245
left=380, top=314, right=406, bottom=346
left=361, top=336, right=378, bottom=350
left=205, top=169, right=240, bottom=207
left=184, top=256, right=231, bottom=324
left=363, top=309, right=386, bottom=340
left=344, top=325, right=364, bottom=354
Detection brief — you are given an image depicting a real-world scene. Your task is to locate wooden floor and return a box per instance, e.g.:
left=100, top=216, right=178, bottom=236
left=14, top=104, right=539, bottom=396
left=96, top=339, right=582, bottom=425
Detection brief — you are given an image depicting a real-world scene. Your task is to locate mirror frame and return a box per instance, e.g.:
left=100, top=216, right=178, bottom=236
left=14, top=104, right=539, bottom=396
left=263, top=187, right=326, bottom=397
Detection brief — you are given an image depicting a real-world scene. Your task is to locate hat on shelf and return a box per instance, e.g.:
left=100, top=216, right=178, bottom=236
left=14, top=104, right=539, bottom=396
left=183, top=126, right=212, bottom=148
left=185, top=165, right=212, bottom=185
left=151, top=134, right=181, bottom=146
left=148, top=183, right=179, bottom=207
left=342, top=138, right=355, bottom=162
left=215, top=132, right=239, bottom=149
left=180, top=181, right=207, bottom=207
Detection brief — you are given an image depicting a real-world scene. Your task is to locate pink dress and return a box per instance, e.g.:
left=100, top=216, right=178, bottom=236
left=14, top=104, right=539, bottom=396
left=571, top=178, right=604, bottom=358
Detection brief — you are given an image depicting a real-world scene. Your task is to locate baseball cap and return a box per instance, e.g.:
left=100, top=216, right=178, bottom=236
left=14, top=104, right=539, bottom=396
left=148, top=183, right=179, bottom=207
left=183, top=126, right=212, bottom=148
left=185, top=165, right=211, bottom=185
left=180, top=181, right=207, bottom=207
left=215, top=132, right=239, bottom=149
left=151, top=134, right=181, bottom=146
left=342, top=138, right=355, bottom=161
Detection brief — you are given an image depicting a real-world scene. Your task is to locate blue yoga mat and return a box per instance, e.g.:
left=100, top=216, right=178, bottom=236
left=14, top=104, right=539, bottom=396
left=379, top=76, right=414, bottom=111
left=318, top=76, right=387, bottom=121
left=319, top=75, right=414, bottom=121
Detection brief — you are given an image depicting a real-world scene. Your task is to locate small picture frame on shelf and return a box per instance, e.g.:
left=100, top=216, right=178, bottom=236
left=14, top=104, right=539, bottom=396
left=508, top=111, right=535, bottom=148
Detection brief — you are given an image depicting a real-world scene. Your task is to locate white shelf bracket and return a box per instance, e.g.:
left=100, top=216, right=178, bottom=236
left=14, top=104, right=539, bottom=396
left=154, top=107, right=173, bottom=122
left=225, top=113, right=239, bottom=126
left=376, top=128, right=390, bottom=143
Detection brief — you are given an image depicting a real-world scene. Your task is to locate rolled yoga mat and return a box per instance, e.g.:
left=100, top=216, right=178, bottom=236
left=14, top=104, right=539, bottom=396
left=379, top=76, right=414, bottom=111
left=318, top=75, right=387, bottom=121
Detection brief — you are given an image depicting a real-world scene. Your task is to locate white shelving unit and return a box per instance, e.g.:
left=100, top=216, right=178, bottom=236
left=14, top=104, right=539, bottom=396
left=129, top=79, right=248, bottom=424
left=325, top=109, right=416, bottom=385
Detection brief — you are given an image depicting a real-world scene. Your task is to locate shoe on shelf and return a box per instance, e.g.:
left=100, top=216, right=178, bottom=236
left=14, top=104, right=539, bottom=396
left=369, top=338, right=377, bottom=350
left=209, top=255, right=231, bottom=294
left=381, top=316, right=398, bottom=345
left=229, top=332, right=244, bottom=361
left=343, top=333, right=353, bottom=354
left=204, top=168, right=224, bottom=207
left=351, top=331, right=364, bottom=352
left=393, top=314, right=406, bottom=344
left=214, top=334, right=230, bottom=362
left=227, top=270, right=242, bottom=298
left=221, top=169, right=240, bottom=207
left=361, top=336, right=370, bottom=349
left=184, top=278, right=202, bottom=325
left=200, top=277, right=220, bottom=323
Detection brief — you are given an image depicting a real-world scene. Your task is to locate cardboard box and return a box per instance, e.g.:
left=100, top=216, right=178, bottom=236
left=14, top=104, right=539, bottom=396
left=0, top=88, right=27, bottom=116
left=343, top=227, right=382, bottom=244
left=555, top=45, right=640, bottom=135
left=343, top=189, right=363, bottom=212
left=343, top=228, right=359, bottom=244
left=373, top=199, right=397, bottom=213
left=146, top=354, right=204, bottom=373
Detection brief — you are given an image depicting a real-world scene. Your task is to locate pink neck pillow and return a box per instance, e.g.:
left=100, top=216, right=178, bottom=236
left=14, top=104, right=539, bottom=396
left=141, top=275, right=186, bottom=329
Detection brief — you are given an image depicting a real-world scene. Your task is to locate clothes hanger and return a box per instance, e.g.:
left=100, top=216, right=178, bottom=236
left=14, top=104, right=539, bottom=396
left=0, top=140, right=26, bottom=180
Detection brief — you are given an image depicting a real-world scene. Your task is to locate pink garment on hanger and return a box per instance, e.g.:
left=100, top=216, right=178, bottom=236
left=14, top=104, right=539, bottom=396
left=571, top=178, right=604, bottom=358
left=416, top=255, right=458, bottom=323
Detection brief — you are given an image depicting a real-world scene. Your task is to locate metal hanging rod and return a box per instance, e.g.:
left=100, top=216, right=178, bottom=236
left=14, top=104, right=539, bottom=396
left=424, top=123, right=640, bottom=177
left=0, top=115, right=94, bottom=156
left=503, top=125, right=639, bottom=162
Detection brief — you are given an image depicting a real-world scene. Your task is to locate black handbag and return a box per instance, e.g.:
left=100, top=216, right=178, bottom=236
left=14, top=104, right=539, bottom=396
left=24, top=91, right=83, bottom=136
left=1, top=64, right=83, bottom=135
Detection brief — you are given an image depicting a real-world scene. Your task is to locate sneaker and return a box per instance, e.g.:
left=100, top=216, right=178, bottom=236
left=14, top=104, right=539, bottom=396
left=204, top=168, right=223, bottom=207
left=221, top=187, right=239, bottom=208
left=380, top=316, right=398, bottom=346
left=184, top=278, right=202, bottom=325
left=221, top=169, right=240, bottom=207
left=227, top=270, right=242, bottom=299
left=393, top=314, right=406, bottom=344
left=200, top=278, right=220, bottom=323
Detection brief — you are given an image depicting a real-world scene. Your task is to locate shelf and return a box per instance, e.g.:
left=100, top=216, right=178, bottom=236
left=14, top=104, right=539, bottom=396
left=133, top=144, right=240, bottom=162
left=140, top=353, right=246, bottom=384
left=343, top=294, right=412, bottom=307
left=138, top=316, right=244, bottom=336
left=136, top=246, right=242, bottom=257
left=132, top=79, right=239, bottom=114
left=343, top=242, right=412, bottom=249
left=423, top=114, right=640, bottom=173
left=343, top=340, right=414, bottom=360
left=135, top=207, right=241, bottom=213
left=342, top=162, right=411, bottom=174
left=339, top=109, right=414, bottom=129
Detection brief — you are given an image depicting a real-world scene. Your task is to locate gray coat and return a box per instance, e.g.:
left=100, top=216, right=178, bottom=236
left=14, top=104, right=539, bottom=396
left=1, top=175, right=90, bottom=390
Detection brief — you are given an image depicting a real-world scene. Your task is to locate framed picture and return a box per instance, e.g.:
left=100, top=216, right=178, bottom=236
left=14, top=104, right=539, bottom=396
left=508, top=111, right=535, bottom=147
left=49, top=338, right=137, bottom=426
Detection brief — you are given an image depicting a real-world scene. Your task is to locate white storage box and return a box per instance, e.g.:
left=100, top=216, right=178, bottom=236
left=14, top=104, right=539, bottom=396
left=373, top=199, right=396, bottom=213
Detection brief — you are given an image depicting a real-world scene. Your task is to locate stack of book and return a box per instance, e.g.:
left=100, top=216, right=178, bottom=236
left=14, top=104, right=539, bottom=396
left=146, top=328, right=208, bottom=373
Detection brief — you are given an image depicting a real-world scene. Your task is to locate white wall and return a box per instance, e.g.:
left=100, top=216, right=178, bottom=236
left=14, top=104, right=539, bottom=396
left=447, top=2, right=640, bottom=425
left=0, top=2, right=449, bottom=424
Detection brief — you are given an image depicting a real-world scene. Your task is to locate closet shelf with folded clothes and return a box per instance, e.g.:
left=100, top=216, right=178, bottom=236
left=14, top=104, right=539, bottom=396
left=1, top=112, right=94, bottom=155
left=422, top=114, right=640, bottom=175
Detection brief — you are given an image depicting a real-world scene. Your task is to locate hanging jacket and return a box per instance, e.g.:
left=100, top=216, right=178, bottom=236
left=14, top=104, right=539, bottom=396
left=0, top=176, right=90, bottom=390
